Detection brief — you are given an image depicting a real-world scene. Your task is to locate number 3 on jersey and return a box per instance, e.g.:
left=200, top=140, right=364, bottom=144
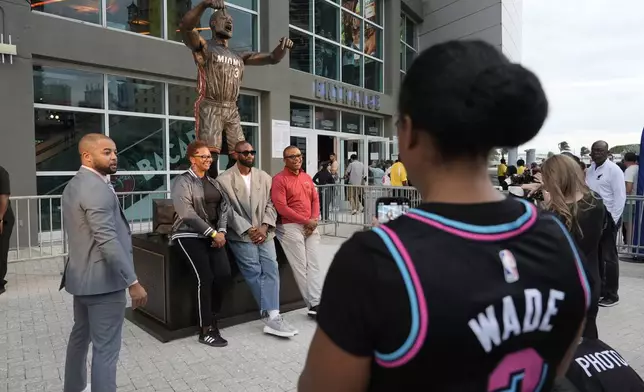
left=488, top=348, right=549, bottom=392
left=233, top=68, right=240, bottom=79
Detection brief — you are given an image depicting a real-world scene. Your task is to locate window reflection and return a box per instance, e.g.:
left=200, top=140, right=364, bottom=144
left=109, top=115, right=165, bottom=171
left=290, top=29, right=313, bottom=73
left=290, top=0, right=312, bottom=31
left=364, top=57, right=381, bottom=92
left=291, top=102, right=312, bottom=128
left=33, top=66, right=104, bottom=109
left=341, top=12, right=361, bottom=50
left=364, top=22, right=381, bottom=58
left=168, top=84, right=197, bottom=117
left=315, top=107, right=339, bottom=132
left=106, top=0, right=163, bottom=37
left=342, top=112, right=361, bottom=134
left=219, top=126, right=258, bottom=170
left=168, top=1, right=257, bottom=51
left=31, top=0, right=101, bottom=24
left=108, top=76, right=164, bottom=114
left=364, top=0, right=379, bottom=25
left=168, top=120, right=194, bottom=171
left=315, top=40, right=339, bottom=80
left=341, top=0, right=360, bottom=15
left=315, top=0, right=338, bottom=42
left=342, top=49, right=361, bottom=87
left=35, top=109, right=104, bottom=172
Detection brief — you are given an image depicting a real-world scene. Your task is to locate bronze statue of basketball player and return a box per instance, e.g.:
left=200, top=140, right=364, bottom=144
left=180, top=0, right=293, bottom=176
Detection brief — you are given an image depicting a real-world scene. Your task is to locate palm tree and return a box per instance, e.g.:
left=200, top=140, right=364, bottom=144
left=500, top=148, right=509, bottom=160
left=580, top=146, right=590, bottom=157
left=558, top=141, right=571, bottom=152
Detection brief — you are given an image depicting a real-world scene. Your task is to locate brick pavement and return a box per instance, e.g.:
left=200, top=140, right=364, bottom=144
left=1, top=237, right=644, bottom=392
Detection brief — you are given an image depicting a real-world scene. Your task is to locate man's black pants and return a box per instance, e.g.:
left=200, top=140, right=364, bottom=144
left=0, top=218, right=14, bottom=290
left=175, top=238, right=232, bottom=327
left=599, top=215, right=620, bottom=301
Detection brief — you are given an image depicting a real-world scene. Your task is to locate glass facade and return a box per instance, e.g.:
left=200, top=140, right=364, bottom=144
left=31, top=0, right=258, bottom=51
left=33, top=65, right=260, bottom=203
left=289, top=0, right=384, bottom=92
left=290, top=101, right=382, bottom=136
left=400, top=13, right=418, bottom=83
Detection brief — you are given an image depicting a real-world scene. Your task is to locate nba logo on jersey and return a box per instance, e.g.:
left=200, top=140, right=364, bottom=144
left=499, top=250, right=519, bottom=283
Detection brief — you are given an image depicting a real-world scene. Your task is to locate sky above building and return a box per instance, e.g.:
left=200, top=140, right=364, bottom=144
left=520, top=0, right=644, bottom=154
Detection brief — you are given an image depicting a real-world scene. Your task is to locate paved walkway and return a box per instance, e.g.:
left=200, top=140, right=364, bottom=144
left=1, top=237, right=643, bottom=392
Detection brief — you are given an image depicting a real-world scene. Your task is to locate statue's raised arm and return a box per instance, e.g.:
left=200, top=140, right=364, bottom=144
left=240, top=38, right=294, bottom=66
left=179, top=0, right=225, bottom=56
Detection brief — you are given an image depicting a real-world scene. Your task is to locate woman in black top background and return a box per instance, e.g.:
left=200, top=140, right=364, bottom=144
left=299, top=40, right=588, bottom=391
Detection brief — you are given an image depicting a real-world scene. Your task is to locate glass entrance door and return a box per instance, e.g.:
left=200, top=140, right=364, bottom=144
left=339, top=137, right=366, bottom=181
left=367, top=136, right=390, bottom=185
left=290, top=129, right=318, bottom=177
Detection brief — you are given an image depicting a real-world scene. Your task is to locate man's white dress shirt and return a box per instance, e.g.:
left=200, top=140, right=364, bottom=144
left=586, top=160, right=626, bottom=223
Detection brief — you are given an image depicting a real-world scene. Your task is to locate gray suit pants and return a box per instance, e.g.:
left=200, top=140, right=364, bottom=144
left=64, top=290, right=126, bottom=392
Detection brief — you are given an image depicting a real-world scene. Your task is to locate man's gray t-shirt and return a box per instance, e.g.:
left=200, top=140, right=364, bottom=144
left=346, top=161, right=365, bottom=185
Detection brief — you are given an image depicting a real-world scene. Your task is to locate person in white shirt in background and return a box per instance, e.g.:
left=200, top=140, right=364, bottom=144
left=622, top=152, right=639, bottom=247
left=345, top=154, right=365, bottom=214
left=586, top=140, right=626, bottom=308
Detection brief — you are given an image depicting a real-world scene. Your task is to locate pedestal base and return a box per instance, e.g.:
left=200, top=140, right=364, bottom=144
left=126, top=233, right=305, bottom=343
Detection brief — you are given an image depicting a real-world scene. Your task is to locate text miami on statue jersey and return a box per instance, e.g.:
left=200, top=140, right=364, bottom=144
left=499, top=249, right=519, bottom=283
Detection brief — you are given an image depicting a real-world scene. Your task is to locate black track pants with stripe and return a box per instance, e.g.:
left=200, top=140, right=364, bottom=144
left=175, top=238, right=232, bottom=327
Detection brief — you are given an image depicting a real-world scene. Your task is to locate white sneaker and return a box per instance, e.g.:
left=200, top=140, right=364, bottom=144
left=263, top=315, right=298, bottom=337
left=82, top=384, right=91, bottom=392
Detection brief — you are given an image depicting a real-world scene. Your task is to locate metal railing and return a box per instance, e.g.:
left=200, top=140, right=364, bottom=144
left=7, top=190, right=170, bottom=262
left=9, top=185, right=642, bottom=262
left=315, top=184, right=421, bottom=237
left=616, top=195, right=644, bottom=260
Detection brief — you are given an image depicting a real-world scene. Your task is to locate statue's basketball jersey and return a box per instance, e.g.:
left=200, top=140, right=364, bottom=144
left=198, top=43, right=245, bottom=103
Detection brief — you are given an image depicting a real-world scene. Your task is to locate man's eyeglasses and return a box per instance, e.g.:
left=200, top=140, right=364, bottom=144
left=193, top=154, right=213, bottom=160
left=236, top=150, right=257, bottom=157
left=285, top=153, right=303, bottom=160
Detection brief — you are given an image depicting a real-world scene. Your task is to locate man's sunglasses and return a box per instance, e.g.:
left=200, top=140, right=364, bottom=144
left=236, top=150, right=257, bottom=157
left=285, top=153, right=303, bottom=160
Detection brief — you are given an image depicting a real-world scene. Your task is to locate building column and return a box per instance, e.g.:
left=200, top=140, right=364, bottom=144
left=258, top=0, right=291, bottom=176
left=0, top=0, right=36, bottom=197
left=382, top=0, right=402, bottom=143
left=0, top=0, right=38, bottom=253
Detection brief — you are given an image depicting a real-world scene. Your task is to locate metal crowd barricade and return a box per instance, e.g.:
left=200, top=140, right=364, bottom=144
left=10, top=186, right=642, bottom=262
left=316, top=184, right=422, bottom=238
left=618, top=195, right=644, bottom=259
left=7, top=190, right=170, bottom=263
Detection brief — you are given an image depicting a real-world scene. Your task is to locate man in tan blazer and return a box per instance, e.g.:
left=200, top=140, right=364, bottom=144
left=216, top=141, right=298, bottom=338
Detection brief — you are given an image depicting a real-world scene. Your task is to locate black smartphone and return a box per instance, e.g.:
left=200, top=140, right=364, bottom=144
left=376, top=197, right=411, bottom=224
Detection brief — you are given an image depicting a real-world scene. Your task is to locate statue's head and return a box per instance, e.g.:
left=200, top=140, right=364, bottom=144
left=210, top=9, right=233, bottom=39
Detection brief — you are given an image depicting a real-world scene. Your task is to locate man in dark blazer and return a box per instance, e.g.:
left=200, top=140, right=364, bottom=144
left=61, top=133, right=148, bottom=392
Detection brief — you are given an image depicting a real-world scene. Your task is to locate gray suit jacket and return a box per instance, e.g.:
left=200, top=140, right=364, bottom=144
left=215, top=165, right=277, bottom=242
left=60, top=167, right=137, bottom=296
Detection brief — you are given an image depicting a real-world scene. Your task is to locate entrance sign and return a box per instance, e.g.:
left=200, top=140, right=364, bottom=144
left=313, top=80, right=381, bottom=112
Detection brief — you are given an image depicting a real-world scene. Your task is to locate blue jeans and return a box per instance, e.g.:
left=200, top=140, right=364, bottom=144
left=228, top=239, right=280, bottom=313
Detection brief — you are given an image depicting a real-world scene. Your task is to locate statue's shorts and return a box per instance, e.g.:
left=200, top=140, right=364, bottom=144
left=195, top=99, right=245, bottom=154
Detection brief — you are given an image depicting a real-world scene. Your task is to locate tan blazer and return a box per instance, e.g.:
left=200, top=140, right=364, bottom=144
left=215, top=165, right=277, bottom=242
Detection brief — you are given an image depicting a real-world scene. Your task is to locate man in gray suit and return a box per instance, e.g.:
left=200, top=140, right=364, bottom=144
left=61, top=134, right=148, bottom=392
left=216, top=141, right=297, bottom=338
